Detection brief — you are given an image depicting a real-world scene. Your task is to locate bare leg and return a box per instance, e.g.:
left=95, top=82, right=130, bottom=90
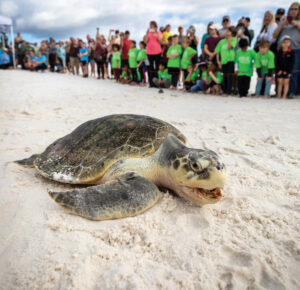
left=277, top=78, right=283, bottom=99
left=283, top=78, right=290, bottom=99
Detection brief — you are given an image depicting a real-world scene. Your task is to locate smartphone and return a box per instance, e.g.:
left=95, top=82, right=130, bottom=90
left=287, top=16, right=293, bottom=24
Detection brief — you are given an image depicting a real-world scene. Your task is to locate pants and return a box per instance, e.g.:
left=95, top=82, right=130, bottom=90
left=184, top=81, right=195, bottom=91
left=168, top=67, right=180, bottom=87
left=182, top=69, right=188, bottom=79
left=113, top=68, right=121, bottom=81
left=191, top=80, right=206, bottom=92
left=0, top=63, right=10, bottom=69
left=70, top=56, right=79, bottom=75
left=255, top=74, right=272, bottom=96
left=222, top=62, right=234, bottom=94
left=121, top=59, right=129, bottom=68
left=49, top=53, right=57, bottom=72
left=290, top=49, right=300, bottom=96
left=96, top=59, right=105, bottom=78
left=130, top=68, right=138, bottom=82
left=147, top=54, right=161, bottom=87
left=138, top=62, right=146, bottom=83
left=35, top=63, right=47, bottom=71
left=153, top=78, right=171, bottom=88
left=238, top=75, right=251, bottom=97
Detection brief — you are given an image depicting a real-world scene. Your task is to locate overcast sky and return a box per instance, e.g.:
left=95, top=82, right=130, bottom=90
left=0, top=0, right=292, bottom=47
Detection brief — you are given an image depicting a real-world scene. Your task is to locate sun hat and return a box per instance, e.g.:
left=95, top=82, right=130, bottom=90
left=209, top=24, right=219, bottom=30
left=279, top=35, right=291, bottom=43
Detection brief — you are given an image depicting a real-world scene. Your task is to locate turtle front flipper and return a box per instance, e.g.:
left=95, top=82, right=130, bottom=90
left=48, top=173, right=161, bottom=221
left=15, top=154, right=39, bottom=168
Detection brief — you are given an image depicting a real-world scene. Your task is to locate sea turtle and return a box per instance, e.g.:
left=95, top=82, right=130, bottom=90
left=15, top=114, right=226, bottom=221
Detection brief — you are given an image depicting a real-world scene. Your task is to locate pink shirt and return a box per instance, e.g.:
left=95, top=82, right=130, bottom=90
left=146, top=31, right=162, bottom=55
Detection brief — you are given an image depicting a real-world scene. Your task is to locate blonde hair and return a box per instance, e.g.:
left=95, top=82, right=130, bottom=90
left=181, top=36, right=190, bottom=44
left=288, top=2, right=300, bottom=20
left=261, top=10, right=275, bottom=30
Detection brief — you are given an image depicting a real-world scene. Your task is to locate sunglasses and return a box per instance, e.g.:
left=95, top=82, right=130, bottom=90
left=290, top=8, right=299, bottom=11
left=223, top=19, right=229, bottom=22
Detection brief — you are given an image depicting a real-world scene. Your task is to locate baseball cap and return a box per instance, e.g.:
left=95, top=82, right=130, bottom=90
left=279, top=35, right=291, bottom=43
left=276, top=8, right=285, bottom=15
left=209, top=24, right=219, bottom=30
left=222, top=15, right=230, bottom=21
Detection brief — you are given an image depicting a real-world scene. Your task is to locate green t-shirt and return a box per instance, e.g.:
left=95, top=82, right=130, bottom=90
left=215, top=71, right=223, bottom=84
left=121, top=71, right=132, bottom=80
left=201, top=70, right=212, bottom=82
left=255, top=50, right=275, bottom=74
left=112, top=51, right=121, bottom=69
left=215, top=37, right=237, bottom=64
left=158, top=69, right=172, bottom=80
left=185, top=71, right=197, bottom=82
left=235, top=49, right=256, bottom=77
left=128, top=48, right=139, bottom=68
left=137, top=49, right=146, bottom=62
left=181, top=47, right=197, bottom=69
left=167, top=44, right=182, bottom=68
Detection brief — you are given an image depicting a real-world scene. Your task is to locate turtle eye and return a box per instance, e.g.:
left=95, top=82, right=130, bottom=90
left=189, top=160, right=203, bottom=172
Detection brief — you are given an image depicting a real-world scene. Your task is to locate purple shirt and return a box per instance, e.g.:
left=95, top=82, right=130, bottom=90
left=204, top=36, right=223, bottom=53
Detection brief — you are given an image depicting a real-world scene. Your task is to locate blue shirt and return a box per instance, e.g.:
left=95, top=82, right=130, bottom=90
left=79, top=48, right=89, bottom=62
left=37, top=55, right=47, bottom=66
left=0, top=53, right=10, bottom=65
left=30, top=55, right=36, bottom=62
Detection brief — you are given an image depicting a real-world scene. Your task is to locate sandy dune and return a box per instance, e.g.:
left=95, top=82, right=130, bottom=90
left=0, top=70, right=299, bottom=290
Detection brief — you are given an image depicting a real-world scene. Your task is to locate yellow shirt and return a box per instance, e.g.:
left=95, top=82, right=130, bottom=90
left=163, top=31, right=172, bottom=42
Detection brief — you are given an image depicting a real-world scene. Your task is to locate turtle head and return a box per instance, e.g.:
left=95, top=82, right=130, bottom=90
left=159, top=135, right=226, bottom=205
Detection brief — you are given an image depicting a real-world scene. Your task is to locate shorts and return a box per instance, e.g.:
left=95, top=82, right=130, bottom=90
left=81, top=61, right=87, bottom=65
left=121, top=59, right=129, bottom=68
left=277, top=73, right=290, bottom=79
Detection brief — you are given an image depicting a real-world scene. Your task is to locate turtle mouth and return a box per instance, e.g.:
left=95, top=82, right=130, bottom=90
left=179, top=185, right=223, bottom=203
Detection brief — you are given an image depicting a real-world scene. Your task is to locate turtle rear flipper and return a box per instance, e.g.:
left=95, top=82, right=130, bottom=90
left=15, top=154, right=39, bottom=168
left=48, top=173, right=161, bottom=221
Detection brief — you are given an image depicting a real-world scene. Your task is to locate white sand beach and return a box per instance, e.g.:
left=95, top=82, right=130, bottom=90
left=0, top=70, right=299, bottom=290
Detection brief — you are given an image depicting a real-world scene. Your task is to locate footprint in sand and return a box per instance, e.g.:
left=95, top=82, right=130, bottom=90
left=221, top=245, right=253, bottom=267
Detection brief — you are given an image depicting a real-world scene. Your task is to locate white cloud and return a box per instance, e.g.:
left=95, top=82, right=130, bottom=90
left=0, top=0, right=292, bottom=43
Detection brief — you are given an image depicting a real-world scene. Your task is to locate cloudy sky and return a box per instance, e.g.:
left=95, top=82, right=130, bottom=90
left=0, top=0, right=292, bottom=48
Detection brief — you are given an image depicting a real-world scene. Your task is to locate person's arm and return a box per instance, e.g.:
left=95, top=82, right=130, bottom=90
left=203, top=43, right=212, bottom=57
left=273, top=17, right=288, bottom=39
left=287, top=51, right=295, bottom=75
left=266, top=24, right=277, bottom=43
left=216, top=53, right=222, bottom=69
left=157, top=31, right=163, bottom=44
left=144, top=31, right=149, bottom=44
left=209, top=71, right=219, bottom=84
left=291, top=20, right=300, bottom=31
left=189, top=53, right=197, bottom=61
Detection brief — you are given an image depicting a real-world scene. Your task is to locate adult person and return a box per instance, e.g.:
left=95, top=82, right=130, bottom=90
left=94, top=35, right=107, bottom=79
left=275, top=8, right=286, bottom=25
left=69, top=38, right=79, bottom=75
left=0, top=48, right=10, bottom=69
left=120, top=30, right=130, bottom=68
left=273, top=2, right=300, bottom=97
left=203, top=24, right=222, bottom=63
left=219, top=16, right=231, bottom=36
left=48, top=38, right=57, bottom=72
left=144, top=21, right=163, bottom=87
left=254, top=10, right=277, bottom=52
left=200, top=22, right=214, bottom=55
left=163, top=24, right=172, bottom=43
left=15, top=32, right=23, bottom=49
left=178, top=26, right=184, bottom=44
left=186, top=25, right=199, bottom=63
left=244, top=17, right=254, bottom=45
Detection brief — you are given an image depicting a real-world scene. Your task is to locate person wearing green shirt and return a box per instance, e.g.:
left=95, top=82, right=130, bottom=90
left=120, top=65, right=133, bottom=84
left=235, top=38, right=256, bottom=97
left=111, top=44, right=121, bottom=81
left=254, top=40, right=275, bottom=98
left=153, top=63, right=172, bottom=89
left=184, top=64, right=198, bottom=91
left=181, top=37, right=197, bottom=78
left=167, top=35, right=182, bottom=89
left=215, top=26, right=237, bottom=96
left=137, top=41, right=147, bottom=85
left=128, top=40, right=139, bottom=84
left=207, top=65, right=223, bottom=95
left=190, top=62, right=208, bottom=92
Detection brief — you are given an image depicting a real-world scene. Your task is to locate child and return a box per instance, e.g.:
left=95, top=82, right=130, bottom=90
left=128, top=40, right=139, bottom=84
left=35, top=51, right=48, bottom=71
left=25, top=50, right=36, bottom=71
left=0, top=49, right=10, bottom=69
left=153, top=63, right=172, bottom=89
left=137, top=41, right=147, bottom=85
left=120, top=65, right=132, bottom=84
left=167, top=35, right=182, bottom=89
left=111, top=44, right=121, bottom=81
left=254, top=40, right=275, bottom=98
left=275, top=36, right=295, bottom=99
left=235, top=38, right=256, bottom=97
left=215, top=26, right=237, bottom=96
left=184, top=64, right=198, bottom=91
left=207, top=64, right=223, bottom=95
left=79, top=42, right=89, bottom=78
left=181, top=37, right=197, bottom=79
left=191, top=62, right=208, bottom=93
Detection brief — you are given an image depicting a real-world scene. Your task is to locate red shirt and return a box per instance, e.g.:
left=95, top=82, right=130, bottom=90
left=122, top=38, right=130, bottom=60
left=204, top=36, right=223, bottom=53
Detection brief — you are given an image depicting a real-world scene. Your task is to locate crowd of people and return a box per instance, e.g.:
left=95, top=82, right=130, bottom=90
left=1, top=2, right=300, bottom=99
